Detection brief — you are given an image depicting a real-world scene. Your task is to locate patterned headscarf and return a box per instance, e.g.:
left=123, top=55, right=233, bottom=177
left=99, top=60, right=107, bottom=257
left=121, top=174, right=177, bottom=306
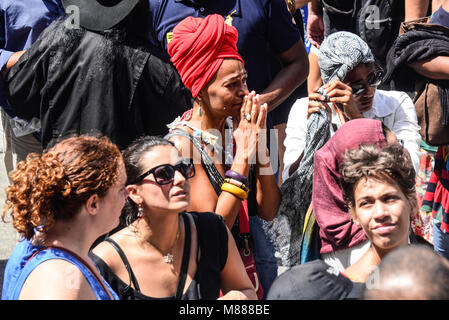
left=318, top=31, right=375, bottom=84
left=167, top=14, right=244, bottom=98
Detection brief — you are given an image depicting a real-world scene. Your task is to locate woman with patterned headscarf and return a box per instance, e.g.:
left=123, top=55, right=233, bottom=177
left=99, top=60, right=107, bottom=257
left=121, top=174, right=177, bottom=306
left=283, top=31, right=421, bottom=183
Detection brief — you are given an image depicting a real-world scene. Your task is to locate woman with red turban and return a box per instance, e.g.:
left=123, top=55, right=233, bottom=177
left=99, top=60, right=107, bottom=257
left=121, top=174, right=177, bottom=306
left=166, top=14, right=281, bottom=298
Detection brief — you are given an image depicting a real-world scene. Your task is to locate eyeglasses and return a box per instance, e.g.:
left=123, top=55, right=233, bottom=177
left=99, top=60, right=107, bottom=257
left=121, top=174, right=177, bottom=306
left=133, top=159, right=195, bottom=185
left=348, top=70, right=383, bottom=97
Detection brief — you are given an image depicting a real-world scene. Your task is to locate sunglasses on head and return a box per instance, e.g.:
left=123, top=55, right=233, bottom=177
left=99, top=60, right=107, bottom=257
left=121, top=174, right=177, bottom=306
left=349, top=70, right=383, bottom=97
left=133, top=159, right=195, bottom=185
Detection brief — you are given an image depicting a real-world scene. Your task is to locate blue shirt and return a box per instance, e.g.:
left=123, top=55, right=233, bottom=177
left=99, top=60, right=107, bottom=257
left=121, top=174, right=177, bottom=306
left=149, top=0, right=301, bottom=93
left=0, top=0, right=64, bottom=112
left=2, top=238, right=119, bottom=300
left=430, top=5, right=449, bottom=28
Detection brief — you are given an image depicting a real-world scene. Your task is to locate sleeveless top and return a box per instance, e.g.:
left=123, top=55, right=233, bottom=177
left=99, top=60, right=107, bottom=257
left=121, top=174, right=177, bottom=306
left=2, top=238, right=119, bottom=300
left=89, top=211, right=228, bottom=300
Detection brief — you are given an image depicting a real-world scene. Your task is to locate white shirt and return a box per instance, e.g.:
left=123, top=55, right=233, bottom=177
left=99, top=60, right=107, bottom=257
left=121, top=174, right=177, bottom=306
left=282, top=89, right=422, bottom=182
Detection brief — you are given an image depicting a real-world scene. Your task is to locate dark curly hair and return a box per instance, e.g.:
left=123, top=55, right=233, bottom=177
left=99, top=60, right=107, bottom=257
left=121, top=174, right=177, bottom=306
left=339, top=143, right=417, bottom=210
left=2, top=135, right=123, bottom=239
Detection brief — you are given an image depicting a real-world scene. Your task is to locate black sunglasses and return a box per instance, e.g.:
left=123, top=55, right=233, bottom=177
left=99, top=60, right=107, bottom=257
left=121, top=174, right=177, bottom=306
left=133, top=159, right=195, bottom=185
left=349, top=70, right=383, bottom=97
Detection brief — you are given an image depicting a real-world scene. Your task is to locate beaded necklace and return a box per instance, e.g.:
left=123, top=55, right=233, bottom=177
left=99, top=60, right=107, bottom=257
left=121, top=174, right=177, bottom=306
left=167, top=109, right=234, bottom=165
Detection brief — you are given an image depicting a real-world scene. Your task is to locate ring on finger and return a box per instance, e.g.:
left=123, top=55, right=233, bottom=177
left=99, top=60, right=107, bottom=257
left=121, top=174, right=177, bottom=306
left=245, top=113, right=251, bottom=122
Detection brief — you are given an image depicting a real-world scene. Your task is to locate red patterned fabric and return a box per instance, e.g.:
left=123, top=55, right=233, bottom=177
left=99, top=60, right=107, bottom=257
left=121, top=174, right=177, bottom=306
left=167, top=14, right=244, bottom=98
left=421, top=146, right=449, bottom=233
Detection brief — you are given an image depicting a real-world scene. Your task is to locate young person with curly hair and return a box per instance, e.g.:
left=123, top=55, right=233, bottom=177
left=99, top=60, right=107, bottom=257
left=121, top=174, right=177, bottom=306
left=1, top=135, right=127, bottom=300
left=339, top=143, right=417, bottom=283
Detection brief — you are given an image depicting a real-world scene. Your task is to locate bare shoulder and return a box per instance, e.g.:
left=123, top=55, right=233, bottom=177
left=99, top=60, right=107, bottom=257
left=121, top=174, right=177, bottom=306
left=91, top=230, right=133, bottom=270
left=19, top=259, right=96, bottom=300
left=167, top=131, right=195, bottom=160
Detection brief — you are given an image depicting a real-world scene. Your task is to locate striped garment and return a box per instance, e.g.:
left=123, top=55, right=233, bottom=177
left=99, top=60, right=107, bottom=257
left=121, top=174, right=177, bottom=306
left=421, top=145, right=449, bottom=232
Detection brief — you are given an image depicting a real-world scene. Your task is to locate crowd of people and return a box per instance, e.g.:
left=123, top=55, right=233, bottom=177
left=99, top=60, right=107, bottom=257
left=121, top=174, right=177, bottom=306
left=0, top=0, right=449, bottom=300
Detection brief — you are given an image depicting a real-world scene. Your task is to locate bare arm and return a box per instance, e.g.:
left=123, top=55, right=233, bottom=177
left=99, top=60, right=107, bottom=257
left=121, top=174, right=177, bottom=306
left=409, top=56, right=449, bottom=80
left=259, top=40, right=309, bottom=112
left=255, top=149, right=281, bottom=221
left=219, top=228, right=258, bottom=300
left=296, top=0, right=312, bottom=10
left=307, top=49, right=323, bottom=95
left=405, top=0, right=430, bottom=21
left=307, top=0, right=324, bottom=48
left=1, top=50, right=26, bottom=78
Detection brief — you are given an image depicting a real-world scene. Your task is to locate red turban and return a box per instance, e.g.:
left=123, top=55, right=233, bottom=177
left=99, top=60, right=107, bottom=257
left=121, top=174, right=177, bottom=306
left=167, top=14, right=244, bottom=98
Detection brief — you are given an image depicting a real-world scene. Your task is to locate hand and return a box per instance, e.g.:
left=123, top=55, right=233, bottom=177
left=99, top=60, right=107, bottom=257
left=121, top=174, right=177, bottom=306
left=307, top=86, right=332, bottom=119
left=233, top=91, right=268, bottom=165
left=306, top=13, right=324, bottom=48
left=324, top=79, right=363, bottom=119
left=307, top=80, right=363, bottom=120
left=2, top=50, right=26, bottom=78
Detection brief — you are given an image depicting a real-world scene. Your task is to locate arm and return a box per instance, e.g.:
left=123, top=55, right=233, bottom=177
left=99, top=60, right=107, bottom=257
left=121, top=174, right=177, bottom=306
left=255, top=149, right=281, bottom=221
left=388, top=92, right=422, bottom=173
left=259, top=0, right=309, bottom=112
left=296, top=0, right=312, bottom=9
left=405, top=0, right=430, bottom=21
left=409, top=56, right=449, bottom=80
left=307, top=47, right=323, bottom=95
left=259, top=40, right=309, bottom=112
left=307, top=0, right=324, bottom=48
left=219, top=228, right=258, bottom=300
left=282, top=97, right=309, bottom=181
left=1, top=50, right=25, bottom=78
left=4, top=42, right=49, bottom=120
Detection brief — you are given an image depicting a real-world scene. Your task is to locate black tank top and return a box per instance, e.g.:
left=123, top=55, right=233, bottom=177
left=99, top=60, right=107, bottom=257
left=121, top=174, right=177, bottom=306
left=89, top=211, right=228, bottom=300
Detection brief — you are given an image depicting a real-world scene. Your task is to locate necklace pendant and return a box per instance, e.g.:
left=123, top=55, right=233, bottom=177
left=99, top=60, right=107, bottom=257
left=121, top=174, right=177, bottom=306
left=164, top=253, right=174, bottom=264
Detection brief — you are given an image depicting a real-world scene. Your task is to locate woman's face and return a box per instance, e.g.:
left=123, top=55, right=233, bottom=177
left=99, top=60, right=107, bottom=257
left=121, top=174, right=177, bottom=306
left=99, top=160, right=128, bottom=231
left=344, top=64, right=378, bottom=114
left=202, top=58, right=249, bottom=119
left=132, top=145, right=191, bottom=215
left=351, top=176, right=411, bottom=254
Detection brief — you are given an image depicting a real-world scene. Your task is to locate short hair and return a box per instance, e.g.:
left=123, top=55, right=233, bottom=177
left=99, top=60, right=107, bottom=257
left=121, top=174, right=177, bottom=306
left=365, top=245, right=449, bottom=300
left=2, top=135, right=122, bottom=239
left=120, top=136, right=176, bottom=225
left=339, top=143, right=416, bottom=210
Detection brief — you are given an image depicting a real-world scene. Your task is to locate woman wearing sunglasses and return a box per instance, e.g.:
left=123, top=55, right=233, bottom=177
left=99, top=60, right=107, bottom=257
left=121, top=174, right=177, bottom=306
left=282, top=31, right=421, bottom=183
left=90, top=136, right=257, bottom=300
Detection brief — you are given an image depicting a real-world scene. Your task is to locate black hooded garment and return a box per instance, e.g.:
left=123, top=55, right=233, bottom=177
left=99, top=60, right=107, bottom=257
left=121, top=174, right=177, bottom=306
left=5, top=15, right=192, bottom=149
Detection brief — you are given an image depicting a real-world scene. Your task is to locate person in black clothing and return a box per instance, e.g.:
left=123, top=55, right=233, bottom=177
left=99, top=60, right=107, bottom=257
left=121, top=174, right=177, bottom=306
left=90, top=136, right=257, bottom=300
left=4, top=0, right=191, bottom=150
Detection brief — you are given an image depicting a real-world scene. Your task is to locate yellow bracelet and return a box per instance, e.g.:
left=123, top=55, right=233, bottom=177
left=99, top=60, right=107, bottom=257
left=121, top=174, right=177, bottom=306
left=224, top=178, right=249, bottom=192
left=221, top=182, right=248, bottom=200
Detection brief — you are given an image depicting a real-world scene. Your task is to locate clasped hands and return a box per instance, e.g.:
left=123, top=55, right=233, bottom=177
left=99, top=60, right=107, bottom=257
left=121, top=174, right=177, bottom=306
left=233, top=91, right=270, bottom=167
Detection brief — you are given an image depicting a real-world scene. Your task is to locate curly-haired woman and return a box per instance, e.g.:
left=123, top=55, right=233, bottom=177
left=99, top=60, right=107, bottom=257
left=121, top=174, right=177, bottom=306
left=339, top=143, right=417, bottom=283
left=1, top=135, right=127, bottom=300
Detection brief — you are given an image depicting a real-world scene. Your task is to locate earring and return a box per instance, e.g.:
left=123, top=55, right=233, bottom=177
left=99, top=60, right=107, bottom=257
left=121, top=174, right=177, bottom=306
left=137, top=203, right=143, bottom=219
left=198, top=101, right=203, bottom=117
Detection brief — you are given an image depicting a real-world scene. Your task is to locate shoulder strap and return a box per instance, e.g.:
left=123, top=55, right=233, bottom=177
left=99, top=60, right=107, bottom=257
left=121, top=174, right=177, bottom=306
left=175, top=212, right=191, bottom=300
left=165, top=128, right=224, bottom=195
left=104, top=238, right=141, bottom=292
